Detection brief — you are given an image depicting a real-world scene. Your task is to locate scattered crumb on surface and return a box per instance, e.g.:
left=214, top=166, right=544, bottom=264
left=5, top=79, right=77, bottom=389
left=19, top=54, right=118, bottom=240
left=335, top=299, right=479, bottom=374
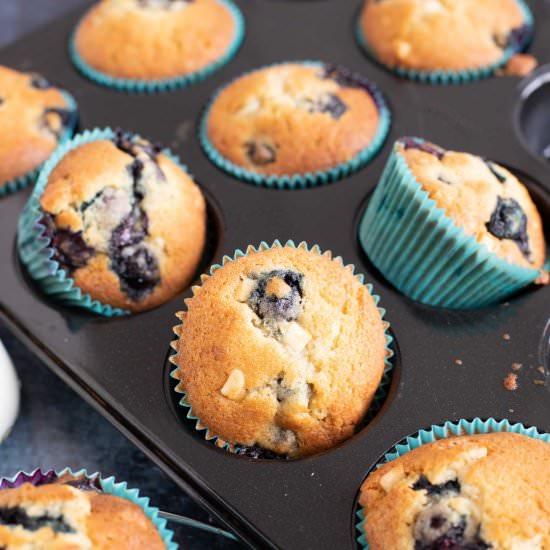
left=500, top=53, right=538, bottom=77
left=508, top=408, right=514, bottom=413
left=533, top=379, right=546, bottom=386
left=535, top=271, right=550, bottom=286
left=455, top=359, right=463, bottom=366
left=511, top=362, right=523, bottom=371
left=503, top=333, right=511, bottom=341
left=503, top=373, right=518, bottom=391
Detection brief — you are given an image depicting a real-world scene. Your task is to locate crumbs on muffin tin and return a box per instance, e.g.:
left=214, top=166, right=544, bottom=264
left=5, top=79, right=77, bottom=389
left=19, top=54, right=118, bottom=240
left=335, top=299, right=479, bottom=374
left=503, top=372, right=518, bottom=391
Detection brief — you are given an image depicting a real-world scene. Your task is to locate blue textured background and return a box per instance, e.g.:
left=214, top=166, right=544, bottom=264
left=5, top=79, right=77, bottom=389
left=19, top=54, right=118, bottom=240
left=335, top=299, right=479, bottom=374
left=0, top=2, right=240, bottom=548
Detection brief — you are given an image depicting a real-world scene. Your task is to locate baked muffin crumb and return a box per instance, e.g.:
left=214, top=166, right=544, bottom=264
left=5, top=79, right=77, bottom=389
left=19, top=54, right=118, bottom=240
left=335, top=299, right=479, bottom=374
left=74, top=0, right=241, bottom=81
left=205, top=62, right=386, bottom=179
left=37, top=129, right=206, bottom=312
left=360, top=432, right=550, bottom=549
left=360, top=0, right=532, bottom=74
left=0, top=65, right=77, bottom=187
left=398, top=138, right=546, bottom=270
left=173, top=244, right=389, bottom=457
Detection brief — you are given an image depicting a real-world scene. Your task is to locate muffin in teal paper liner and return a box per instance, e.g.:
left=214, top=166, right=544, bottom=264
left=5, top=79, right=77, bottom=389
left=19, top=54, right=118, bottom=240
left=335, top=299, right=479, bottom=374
left=358, top=137, right=546, bottom=309
left=17, top=127, right=207, bottom=316
left=356, top=417, right=550, bottom=549
left=0, top=468, right=177, bottom=549
left=0, top=65, right=78, bottom=197
left=200, top=61, right=391, bottom=189
left=357, top=0, right=534, bottom=84
left=70, top=0, right=244, bottom=93
left=170, top=240, right=394, bottom=459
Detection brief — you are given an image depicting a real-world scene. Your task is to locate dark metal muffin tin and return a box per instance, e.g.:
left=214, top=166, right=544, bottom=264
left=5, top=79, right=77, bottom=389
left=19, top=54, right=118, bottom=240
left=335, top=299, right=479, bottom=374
left=1, top=1, right=549, bottom=548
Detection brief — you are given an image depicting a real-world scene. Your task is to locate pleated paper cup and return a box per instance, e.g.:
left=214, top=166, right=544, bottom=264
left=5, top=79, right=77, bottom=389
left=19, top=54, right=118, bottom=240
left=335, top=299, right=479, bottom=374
left=358, top=139, right=541, bottom=308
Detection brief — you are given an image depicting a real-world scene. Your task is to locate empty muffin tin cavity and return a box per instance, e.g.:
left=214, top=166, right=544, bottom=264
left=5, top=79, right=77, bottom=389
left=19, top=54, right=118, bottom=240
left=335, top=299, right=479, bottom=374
left=516, top=64, right=550, bottom=162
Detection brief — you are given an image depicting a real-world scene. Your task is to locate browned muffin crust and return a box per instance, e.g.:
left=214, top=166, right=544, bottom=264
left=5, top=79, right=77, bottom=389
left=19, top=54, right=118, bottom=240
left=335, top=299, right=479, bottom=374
left=0, top=65, right=75, bottom=187
left=360, top=432, right=550, bottom=549
left=75, top=0, right=238, bottom=80
left=206, top=63, right=381, bottom=177
left=360, top=0, right=527, bottom=72
left=40, top=131, right=206, bottom=312
left=398, top=138, right=546, bottom=270
left=173, top=244, right=389, bottom=457
left=0, top=478, right=165, bottom=549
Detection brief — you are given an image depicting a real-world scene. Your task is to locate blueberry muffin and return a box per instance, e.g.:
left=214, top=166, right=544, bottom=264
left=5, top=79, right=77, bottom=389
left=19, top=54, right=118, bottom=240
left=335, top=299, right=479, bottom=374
left=0, top=472, right=165, bottom=549
left=73, top=0, right=241, bottom=81
left=172, top=243, right=389, bottom=458
left=0, top=65, right=77, bottom=188
left=203, top=63, right=387, bottom=179
left=398, top=138, right=545, bottom=270
left=38, top=130, right=206, bottom=312
left=359, top=0, right=532, bottom=73
left=359, top=432, right=550, bottom=549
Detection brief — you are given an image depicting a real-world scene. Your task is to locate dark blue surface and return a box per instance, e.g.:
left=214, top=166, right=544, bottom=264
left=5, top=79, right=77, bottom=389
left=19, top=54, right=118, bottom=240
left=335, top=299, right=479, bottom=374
left=0, top=3, right=240, bottom=548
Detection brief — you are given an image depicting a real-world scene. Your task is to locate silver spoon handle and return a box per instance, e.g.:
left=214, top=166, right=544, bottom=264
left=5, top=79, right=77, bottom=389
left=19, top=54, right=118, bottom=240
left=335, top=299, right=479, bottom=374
left=158, top=510, right=238, bottom=542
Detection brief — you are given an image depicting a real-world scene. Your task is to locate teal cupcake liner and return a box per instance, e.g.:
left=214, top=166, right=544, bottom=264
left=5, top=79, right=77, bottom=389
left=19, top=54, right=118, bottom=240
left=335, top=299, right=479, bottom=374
left=17, top=127, right=194, bottom=317
left=69, top=0, right=245, bottom=93
left=199, top=61, right=391, bottom=189
left=0, top=467, right=177, bottom=549
left=356, top=0, right=534, bottom=84
left=358, top=139, right=541, bottom=309
left=169, top=240, right=394, bottom=455
left=356, top=417, right=550, bottom=549
left=0, top=91, right=78, bottom=198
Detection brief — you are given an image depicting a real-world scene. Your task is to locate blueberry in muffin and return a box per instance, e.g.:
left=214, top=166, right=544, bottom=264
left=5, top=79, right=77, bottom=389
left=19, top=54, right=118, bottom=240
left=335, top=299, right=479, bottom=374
left=0, top=471, right=166, bottom=549
left=0, top=65, right=77, bottom=189
left=203, top=62, right=388, bottom=182
left=34, top=129, right=206, bottom=312
left=172, top=243, right=390, bottom=458
left=396, top=137, right=545, bottom=270
left=359, top=0, right=533, bottom=75
left=73, top=0, right=242, bottom=82
left=359, top=432, right=550, bottom=549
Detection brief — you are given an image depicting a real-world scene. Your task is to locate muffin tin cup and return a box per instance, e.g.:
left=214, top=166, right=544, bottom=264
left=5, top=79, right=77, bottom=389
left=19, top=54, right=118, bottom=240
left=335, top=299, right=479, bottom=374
left=358, top=140, right=542, bottom=309
left=355, top=0, right=534, bottom=85
left=0, top=91, right=78, bottom=198
left=17, top=127, right=197, bottom=317
left=355, top=417, right=550, bottom=549
left=199, top=61, right=391, bottom=189
left=169, top=239, right=394, bottom=456
left=0, top=467, right=177, bottom=550
left=69, top=0, right=245, bottom=94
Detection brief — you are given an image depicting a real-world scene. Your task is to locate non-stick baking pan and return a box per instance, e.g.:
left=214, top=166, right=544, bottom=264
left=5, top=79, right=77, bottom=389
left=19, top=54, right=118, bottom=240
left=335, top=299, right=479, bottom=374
left=1, top=1, right=549, bottom=548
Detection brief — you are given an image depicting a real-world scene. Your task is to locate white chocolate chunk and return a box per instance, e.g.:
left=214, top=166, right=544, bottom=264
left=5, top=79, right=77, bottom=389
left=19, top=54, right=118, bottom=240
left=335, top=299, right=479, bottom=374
left=424, top=0, right=444, bottom=14
left=280, top=322, right=312, bottom=352
left=236, top=96, right=261, bottom=117
left=235, top=277, right=258, bottom=303
left=509, top=536, right=543, bottom=550
left=220, top=369, right=246, bottom=401
left=394, top=40, right=412, bottom=60
left=379, top=465, right=404, bottom=493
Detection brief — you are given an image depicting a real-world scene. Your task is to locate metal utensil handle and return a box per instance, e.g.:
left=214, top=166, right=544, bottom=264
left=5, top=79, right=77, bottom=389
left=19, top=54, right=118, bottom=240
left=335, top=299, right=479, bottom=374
left=158, top=510, right=238, bottom=542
